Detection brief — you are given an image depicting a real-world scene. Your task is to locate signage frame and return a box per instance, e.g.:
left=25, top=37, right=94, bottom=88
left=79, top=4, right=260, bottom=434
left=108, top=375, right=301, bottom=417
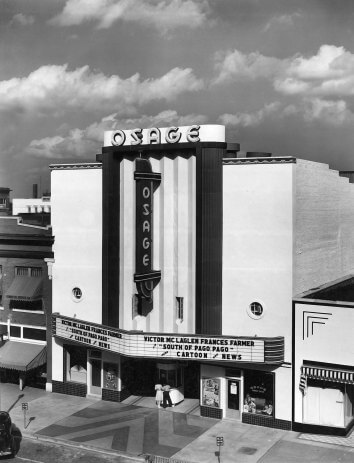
left=52, top=314, right=284, bottom=364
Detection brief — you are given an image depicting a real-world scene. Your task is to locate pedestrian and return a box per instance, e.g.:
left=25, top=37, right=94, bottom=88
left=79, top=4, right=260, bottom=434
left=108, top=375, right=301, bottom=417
left=162, top=384, right=173, bottom=408
left=155, top=383, right=163, bottom=408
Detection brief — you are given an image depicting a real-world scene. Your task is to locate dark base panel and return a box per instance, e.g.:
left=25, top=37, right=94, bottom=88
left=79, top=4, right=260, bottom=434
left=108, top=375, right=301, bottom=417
left=102, top=388, right=131, bottom=403
left=292, top=419, right=354, bottom=436
left=200, top=406, right=223, bottom=419
left=52, top=380, right=87, bottom=397
left=242, top=413, right=292, bottom=431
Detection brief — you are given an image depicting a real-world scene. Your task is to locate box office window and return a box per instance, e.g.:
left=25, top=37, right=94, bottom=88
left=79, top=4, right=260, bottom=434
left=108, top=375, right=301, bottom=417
left=243, top=370, right=274, bottom=416
left=65, top=345, right=87, bottom=384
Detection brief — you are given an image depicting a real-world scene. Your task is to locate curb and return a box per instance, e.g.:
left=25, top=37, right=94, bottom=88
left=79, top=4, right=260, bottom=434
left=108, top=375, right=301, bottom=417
left=22, top=432, right=146, bottom=461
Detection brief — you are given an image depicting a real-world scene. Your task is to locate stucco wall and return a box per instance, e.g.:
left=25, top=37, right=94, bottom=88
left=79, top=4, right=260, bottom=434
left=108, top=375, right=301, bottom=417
left=294, top=160, right=354, bottom=295
left=51, top=167, right=102, bottom=324
left=222, top=162, right=294, bottom=361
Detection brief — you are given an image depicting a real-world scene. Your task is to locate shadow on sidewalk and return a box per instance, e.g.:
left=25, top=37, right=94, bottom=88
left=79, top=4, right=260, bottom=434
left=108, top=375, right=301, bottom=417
left=7, top=394, right=24, bottom=413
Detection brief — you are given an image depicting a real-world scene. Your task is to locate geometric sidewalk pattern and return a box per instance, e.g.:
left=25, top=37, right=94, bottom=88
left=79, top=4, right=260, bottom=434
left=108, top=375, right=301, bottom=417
left=36, top=401, right=217, bottom=458
left=299, top=431, right=354, bottom=449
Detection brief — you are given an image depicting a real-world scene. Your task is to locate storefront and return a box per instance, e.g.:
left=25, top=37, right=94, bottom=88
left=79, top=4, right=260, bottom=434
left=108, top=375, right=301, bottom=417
left=293, top=280, right=354, bottom=435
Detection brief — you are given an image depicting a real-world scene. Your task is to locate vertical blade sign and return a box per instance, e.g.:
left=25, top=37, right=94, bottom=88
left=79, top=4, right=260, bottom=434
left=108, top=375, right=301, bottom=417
left=134, top=158, right=161, bottom=315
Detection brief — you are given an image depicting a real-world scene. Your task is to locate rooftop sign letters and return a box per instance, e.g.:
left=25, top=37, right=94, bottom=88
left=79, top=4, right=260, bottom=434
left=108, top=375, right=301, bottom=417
left=52, top=314, right=284, bottom=364
left=103, top=124, right=226, bottom=147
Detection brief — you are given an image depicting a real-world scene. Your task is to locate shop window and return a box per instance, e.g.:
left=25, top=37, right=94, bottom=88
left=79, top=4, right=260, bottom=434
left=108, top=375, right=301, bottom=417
left=10, top=299, right=43, bottom=311
left=65, top=345, right=87, bottom=384
left=10, top=325, right=21, bottom=338
left=247, top=302, right=264, bottom=319
left=23, top=327, right=46, bottom=341
left=243, top=370, right=274, bottom=416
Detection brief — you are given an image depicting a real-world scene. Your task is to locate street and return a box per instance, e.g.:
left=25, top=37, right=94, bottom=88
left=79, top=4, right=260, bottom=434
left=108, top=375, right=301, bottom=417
left=9, top=437, right=143, bottom=463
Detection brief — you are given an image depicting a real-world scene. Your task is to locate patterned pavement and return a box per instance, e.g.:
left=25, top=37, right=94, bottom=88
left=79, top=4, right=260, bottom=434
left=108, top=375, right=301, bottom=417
left=299, top=430, right=354, bottom=448
left=35, top=401, right=217, bottom=458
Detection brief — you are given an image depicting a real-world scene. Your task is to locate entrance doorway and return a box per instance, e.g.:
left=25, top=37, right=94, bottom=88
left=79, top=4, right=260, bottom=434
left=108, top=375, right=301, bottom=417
left=227, top=379, right=240, bottom=419
left=88, top=350, right=102, bottom=396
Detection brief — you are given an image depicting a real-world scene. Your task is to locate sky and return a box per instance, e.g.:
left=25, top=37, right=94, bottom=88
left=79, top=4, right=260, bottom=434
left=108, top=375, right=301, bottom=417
left=1, top=0, right=354, bottom=197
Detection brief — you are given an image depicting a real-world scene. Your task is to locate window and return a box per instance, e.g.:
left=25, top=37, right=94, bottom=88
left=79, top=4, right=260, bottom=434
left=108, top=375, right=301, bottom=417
left=0, top=198, right=6, bottom=205
left=72, top=287, right=83, bottom=302
left=10, top=299, right=43, bottom=311
left=247, top=302, right=264, bottom=319
left=15, top=267, right=42, bottom=277
left=10, top=326, right=21, bottom=338
left=243, top=370, right=274, bottom=416
left=23, top=327, right=46, bottom=341
left=176, top=297, right=184, bottom=323
left=65, top=345, right=87, bottom=384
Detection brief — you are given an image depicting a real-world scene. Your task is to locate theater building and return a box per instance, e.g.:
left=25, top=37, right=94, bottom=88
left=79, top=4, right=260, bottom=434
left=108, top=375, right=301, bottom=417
left=49, top=124, right=354, bottom=432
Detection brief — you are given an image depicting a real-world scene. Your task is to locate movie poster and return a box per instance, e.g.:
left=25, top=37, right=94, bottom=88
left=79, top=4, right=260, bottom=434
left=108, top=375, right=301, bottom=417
left=202, top=378, right=220, bottom=408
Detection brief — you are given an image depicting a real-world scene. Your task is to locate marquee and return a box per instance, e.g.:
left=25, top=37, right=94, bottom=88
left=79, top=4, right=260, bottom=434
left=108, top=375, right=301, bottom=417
left=52, top=314, right=284, bottom=364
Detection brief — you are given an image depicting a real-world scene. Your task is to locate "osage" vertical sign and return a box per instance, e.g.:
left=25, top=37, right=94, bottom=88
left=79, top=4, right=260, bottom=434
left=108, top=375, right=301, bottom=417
left=134, top=158, right=161, bottom=315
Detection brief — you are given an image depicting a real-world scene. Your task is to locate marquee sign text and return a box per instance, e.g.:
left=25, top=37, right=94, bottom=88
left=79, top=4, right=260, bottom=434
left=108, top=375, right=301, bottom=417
left=51, top=314, right=286, bottom=364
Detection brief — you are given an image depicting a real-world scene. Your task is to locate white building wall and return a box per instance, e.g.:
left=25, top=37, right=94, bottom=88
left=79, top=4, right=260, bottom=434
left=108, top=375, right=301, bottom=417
left=222, top=162, right=294, bottom=361
left=51, top=166, right=102, bottom=324
left=294, top=301, right=354, bottom=423
left=119, top=156, right=196, bottom=334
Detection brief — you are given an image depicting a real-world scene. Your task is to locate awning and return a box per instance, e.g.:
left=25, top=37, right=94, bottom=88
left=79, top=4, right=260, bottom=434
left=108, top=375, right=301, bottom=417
left=301, top=365, right=354, bottom=384
left=6, top=276, right=42, bottom=300
left=0, top=341, right=46, bottom=372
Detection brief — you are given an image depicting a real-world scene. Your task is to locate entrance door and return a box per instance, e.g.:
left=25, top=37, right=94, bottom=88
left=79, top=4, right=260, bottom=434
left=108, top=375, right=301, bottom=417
left=227, top=379, right=240, bottom=419
left=89, top=350, right=102, bottom=396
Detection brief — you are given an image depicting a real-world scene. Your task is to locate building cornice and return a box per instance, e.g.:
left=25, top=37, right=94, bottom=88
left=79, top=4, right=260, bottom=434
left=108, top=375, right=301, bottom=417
left=49, top=162, right=102, bottom=170
left=223, top=156, right=296, bottom=165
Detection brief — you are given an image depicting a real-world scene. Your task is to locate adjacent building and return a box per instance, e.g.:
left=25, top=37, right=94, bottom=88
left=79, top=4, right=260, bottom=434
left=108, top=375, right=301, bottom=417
left=0, top=215, right=53, bottom=389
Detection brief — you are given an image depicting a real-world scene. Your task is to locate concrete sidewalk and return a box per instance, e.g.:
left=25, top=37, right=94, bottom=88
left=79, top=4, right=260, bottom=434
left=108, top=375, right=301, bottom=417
left=1, top=382, right=354, bottom=463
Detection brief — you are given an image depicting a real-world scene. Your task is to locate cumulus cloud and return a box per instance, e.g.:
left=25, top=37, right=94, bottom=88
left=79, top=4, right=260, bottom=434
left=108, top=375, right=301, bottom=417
left=49, top=0, right=210, bottom=33
left=303, top=98, right=354, bottom=125
left=10, top=13, right=35, bottom=26
left=213, top=49, right=283, bottom=85
left=219, top=102, right=281, bottom=127
left=25, top=110, right=208, bottom=158
left=214, top=44, right=354, bottom=98
left=0, top=64, right=203, bottom=116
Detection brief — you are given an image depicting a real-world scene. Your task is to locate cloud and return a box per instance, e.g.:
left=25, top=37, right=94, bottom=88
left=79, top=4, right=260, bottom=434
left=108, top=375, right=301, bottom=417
left=10, top=13, right=35, bottom=26
left=219, top=102, right=281, bottom=127
left=0, top=64, right=203, bottom=116
left=214, top=45, right=354, bottom=99
left=263, top=12, right=301, bottom=32
left=303, top=98, right=354, bottom=125
left=49, top=0, right=210, bottom=33
left=25, top=110, right=208, bottom=158
left=213, top=49, right=283, bottom=85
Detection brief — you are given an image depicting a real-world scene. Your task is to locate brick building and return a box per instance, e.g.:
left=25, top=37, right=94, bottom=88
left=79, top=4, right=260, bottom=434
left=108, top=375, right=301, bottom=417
left=0, top=215, right=53, bottom=389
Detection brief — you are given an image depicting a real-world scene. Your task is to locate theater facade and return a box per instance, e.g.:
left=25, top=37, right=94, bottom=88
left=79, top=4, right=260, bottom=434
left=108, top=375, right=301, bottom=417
left=48, top=124, right=354, bottom=432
